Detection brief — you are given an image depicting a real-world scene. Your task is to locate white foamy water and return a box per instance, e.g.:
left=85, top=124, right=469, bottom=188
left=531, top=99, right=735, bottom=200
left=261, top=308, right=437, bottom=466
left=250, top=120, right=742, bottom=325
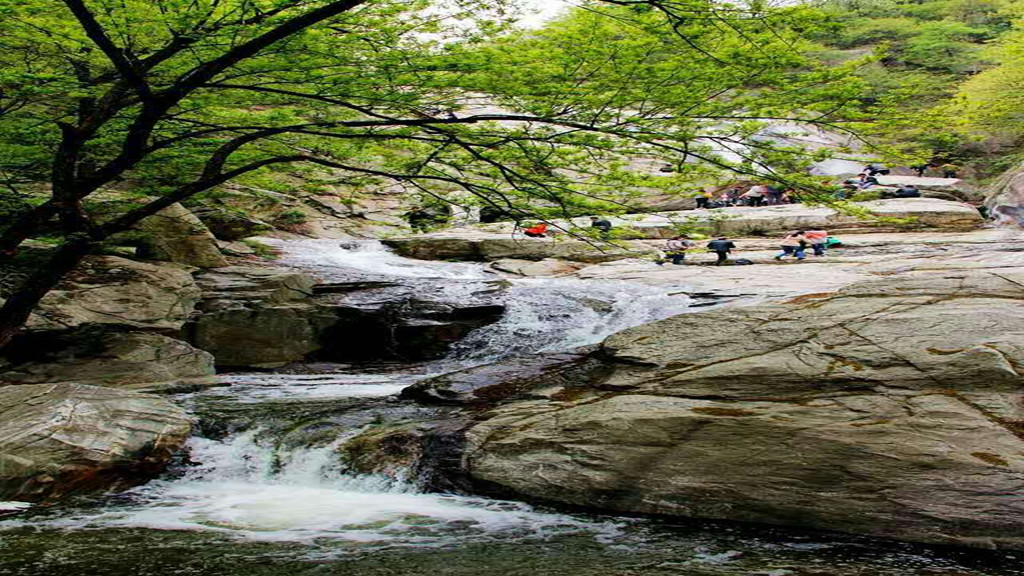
left=211, top=373, right=415, bottom=402
left=266, top=238, right=489, bottom=281
left=270, top=239, right=694, bottom=363
left=8, top=431, right=616, bottom=546
left=451, top=278, right=693, bottom=360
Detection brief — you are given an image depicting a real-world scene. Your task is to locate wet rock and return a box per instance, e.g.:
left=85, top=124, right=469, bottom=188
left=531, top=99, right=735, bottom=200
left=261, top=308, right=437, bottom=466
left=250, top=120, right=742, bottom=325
left=490, top=258, right=585, bottom=277
left=322, top=299, right=505, bottom=362
left=0, top=330, right=215, bottom=392
left=188, top=267, right=505, bottom=366
left=135, top=203, right=228, bottom=268
left=459, top=270, right=1024, bottom=550
left=383, top=234, right=656, bottom=263
left=401, top=351, right=609, bottom=405
left=187, top=267, right=329, bottom=368
left=0, top=383, right=192, bottom=503
left=23, top=256, right=201, bottom=332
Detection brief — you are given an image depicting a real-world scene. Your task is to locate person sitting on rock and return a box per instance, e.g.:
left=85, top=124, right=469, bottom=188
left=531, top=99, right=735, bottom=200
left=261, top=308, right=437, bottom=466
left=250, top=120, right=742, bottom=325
left=706, top=237, right=736, bottom=266
left=863, top=163, right=890, bottom=176
left=804, top=229, right=828, bottom=256
left=856, top=173, right=879, bottom=189
left=940, top=163, right=960, bottom=179
left=895, top=184, right=921, bottom=198
left=696, top=190, right=714, bottom=209
left=774, top=231, right=807, bottom=261
left=523, top=222, right=548, bottom=238
left=590, top=216, right=613, bottom=238
left=664, top=235, right=694, bottom=265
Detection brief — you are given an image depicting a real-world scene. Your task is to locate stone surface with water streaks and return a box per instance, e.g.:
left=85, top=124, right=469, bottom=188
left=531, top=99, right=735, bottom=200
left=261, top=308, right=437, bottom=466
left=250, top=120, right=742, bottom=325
left=461, top=269, right=1024, bottom=549
left=0, top=383, right=193, bottom=503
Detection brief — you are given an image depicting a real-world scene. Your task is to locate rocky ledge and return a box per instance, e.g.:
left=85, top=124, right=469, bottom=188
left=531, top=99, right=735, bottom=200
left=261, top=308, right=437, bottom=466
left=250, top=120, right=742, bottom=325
left=388, top=268, right=1024, bottom=550
left=382, top=199, right=984, bottom=263
left=0, top=383, right=192, bottom=503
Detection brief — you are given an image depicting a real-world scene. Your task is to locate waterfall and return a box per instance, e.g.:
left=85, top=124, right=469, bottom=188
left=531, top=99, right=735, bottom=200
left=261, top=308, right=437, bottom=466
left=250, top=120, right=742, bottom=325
left=11, top=424, right=616, bottom=546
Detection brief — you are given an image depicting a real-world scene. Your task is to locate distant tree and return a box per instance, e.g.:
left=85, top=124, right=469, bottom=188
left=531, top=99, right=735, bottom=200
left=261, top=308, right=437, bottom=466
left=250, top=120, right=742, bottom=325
left=954, top=22, right=1024, bottom=140
left=0, top=0, right=864, bottom=347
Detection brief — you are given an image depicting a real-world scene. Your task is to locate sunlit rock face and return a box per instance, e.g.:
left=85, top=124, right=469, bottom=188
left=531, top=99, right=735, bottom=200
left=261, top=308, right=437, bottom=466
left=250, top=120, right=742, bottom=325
left=988, top=162, right=1024, bottom=228
left=0, top=383, right=192, bottom=503
left=449, top=270, right=1024, bottom=549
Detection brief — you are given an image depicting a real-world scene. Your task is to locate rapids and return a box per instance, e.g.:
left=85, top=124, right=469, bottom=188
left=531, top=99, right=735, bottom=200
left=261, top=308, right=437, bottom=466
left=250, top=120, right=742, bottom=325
left=1, top=240, right=1021, bottom=576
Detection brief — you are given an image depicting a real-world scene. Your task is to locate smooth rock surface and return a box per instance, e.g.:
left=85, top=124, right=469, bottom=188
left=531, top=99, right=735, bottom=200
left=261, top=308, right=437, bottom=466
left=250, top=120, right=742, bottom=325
left=459, top=270, right=1024, bottom=549
left=0, top=383, right=192, bottom=502
left=187, top=267, right=328, bottom=368
left=988, top=162, right=1024, bottom=228
left=136, top=203, right=228, bottom=268
left=383, top=234, right=656, bottom=263
left=489, top=258, right=585, bottom=277
left=25, top=256, right=201, bottom=332
left=0, top=331, right=215, bottom=391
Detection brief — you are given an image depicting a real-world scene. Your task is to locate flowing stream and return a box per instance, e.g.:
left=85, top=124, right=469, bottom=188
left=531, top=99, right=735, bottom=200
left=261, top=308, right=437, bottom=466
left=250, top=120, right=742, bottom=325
left=1, top=240, right=1021, bottom=576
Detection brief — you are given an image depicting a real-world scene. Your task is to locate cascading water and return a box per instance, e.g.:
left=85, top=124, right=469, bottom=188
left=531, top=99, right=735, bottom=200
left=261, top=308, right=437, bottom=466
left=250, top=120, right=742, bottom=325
left=16, top=430, right=607, bottom=546
left=3, top=239, right=1021, bottom=575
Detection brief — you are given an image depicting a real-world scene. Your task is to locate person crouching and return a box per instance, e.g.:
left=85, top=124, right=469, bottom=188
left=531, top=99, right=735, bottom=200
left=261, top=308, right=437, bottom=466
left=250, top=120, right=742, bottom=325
left=664, top=235, right=694, bottom=265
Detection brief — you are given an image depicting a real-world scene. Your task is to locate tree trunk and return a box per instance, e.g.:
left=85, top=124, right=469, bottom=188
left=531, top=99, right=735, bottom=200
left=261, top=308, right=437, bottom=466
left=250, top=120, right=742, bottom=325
left=0, top=239, right=94, bottom=349
left=0, top=203, right=57, bottom=260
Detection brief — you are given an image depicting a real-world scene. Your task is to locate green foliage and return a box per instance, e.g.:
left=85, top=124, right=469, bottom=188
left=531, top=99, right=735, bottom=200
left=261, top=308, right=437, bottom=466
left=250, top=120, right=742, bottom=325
left=274, top=210, right=309, bottom=228
left=953, top=22, right=1024, bottom=141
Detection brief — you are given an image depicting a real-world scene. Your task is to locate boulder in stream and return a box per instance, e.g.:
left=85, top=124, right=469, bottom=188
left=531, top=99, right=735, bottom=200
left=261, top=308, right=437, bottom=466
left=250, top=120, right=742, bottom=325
left=398, top=269, right=1024, bottom=550
left=21, top=255, right=202, bottom=332
left=0, top=383, right=192, bottom=503
left=0, top=330, right=216, bottom=392
left=187, top=267, right=330, bottom=368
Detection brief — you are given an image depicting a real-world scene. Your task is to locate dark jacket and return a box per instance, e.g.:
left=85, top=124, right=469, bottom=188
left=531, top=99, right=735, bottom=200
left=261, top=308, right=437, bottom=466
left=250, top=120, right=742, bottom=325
left=707, top=239, right=735, bottom=253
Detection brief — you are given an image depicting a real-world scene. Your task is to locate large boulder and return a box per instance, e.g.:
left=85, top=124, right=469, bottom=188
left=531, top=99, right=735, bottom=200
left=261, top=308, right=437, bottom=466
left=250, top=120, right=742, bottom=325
left=987, top=162, right=1024, bottom=228
left=383, top=233, right=657, bottom=263
left=0, top=383, right=192, bottom=503
left=401, top=351, right=608, bottom=405
left=25, top=256, right=201, bottom=332
left=0, top=330, right=215, bottom=392
left=322, top=299, right=506, bottom=362
left=191, top=207, right=271, bottom=241
left=454, top=270, right=1024, bottom=549
left=187, top=267, right=507, bottom=367
left=187, top=267, right=329, bottom=368
left=489, top=258, right=585, bottom=277
left=136, top=203, right=228, bottom=268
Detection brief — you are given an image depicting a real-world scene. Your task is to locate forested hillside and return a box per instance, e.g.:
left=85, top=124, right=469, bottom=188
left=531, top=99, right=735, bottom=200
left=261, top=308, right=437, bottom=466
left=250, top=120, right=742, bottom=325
left=811, top=0, right=1023, bottom=176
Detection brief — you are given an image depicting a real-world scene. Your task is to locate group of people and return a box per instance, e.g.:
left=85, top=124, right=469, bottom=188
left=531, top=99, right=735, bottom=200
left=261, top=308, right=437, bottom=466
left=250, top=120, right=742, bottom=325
left=660, top=228, right=835, bottom=266
left=699, top=184, right=799, bottom=209
left=911, top=162, right=960, bottom=179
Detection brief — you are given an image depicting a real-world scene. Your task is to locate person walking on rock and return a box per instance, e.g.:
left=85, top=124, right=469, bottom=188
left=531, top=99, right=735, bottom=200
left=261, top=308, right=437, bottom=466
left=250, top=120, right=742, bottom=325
left=706, top=237, right=736, bottom=266
left=774, top=231, right=807, bottom=261
left=805, top=229, right=828, bottom=257
left=741, top=184, right=768, bottom=207
left=664, top=235, right=694, bottom=265
left=590, top=216, right=613, bottom=238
